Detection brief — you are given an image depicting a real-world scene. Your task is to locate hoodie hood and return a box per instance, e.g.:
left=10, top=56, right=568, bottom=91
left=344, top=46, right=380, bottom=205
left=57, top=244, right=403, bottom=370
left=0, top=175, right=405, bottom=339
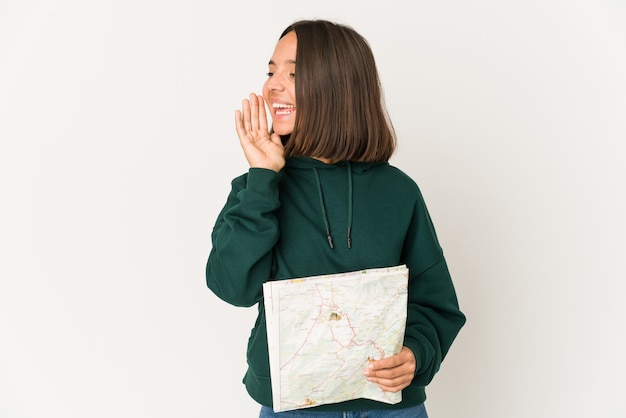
left=283, top=157, right=387, bottom=173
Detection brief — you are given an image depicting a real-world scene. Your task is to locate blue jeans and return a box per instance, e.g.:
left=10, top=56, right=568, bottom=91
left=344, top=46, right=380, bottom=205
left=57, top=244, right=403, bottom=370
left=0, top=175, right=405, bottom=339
left=259, top=403, right=428, bottom=418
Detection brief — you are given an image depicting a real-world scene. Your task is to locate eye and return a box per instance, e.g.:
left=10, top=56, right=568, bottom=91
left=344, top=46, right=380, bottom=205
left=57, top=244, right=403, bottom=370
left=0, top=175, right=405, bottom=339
left=266, top=72, right=274, bottom=77
left=289, top=73, right=296, bottom=79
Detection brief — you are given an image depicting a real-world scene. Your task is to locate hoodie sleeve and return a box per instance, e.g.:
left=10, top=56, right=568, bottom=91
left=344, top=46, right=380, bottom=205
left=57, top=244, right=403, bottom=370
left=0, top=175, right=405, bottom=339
left=206, top=168, right=281, bottom=307
left=401, top=190, right=466, bottom=387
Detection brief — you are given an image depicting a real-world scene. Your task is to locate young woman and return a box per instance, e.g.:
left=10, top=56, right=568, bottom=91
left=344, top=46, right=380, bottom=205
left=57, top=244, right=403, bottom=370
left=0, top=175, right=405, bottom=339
left=206, top=19, right=466, bottom=417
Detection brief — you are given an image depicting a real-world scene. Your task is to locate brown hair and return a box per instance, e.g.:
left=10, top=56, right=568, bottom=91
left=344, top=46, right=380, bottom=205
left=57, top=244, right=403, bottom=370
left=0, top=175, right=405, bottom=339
left=278, top=20, right=396, bottom=162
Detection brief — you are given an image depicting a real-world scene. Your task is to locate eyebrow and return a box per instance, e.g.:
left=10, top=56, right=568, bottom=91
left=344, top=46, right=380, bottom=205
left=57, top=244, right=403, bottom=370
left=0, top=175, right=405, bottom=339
left=268, top=59, right=297, bottom=65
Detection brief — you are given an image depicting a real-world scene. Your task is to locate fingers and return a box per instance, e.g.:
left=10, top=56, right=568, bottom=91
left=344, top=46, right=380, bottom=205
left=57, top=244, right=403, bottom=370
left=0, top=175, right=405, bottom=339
left=249, top=93, right=260, bottom=131
left=363, top=363, right=413, bottom=393
left=235, top=109, right=244, bottom=139
left=368, top=346, right=415, bottom=372
left=256, top=94, right=269, bottom=133
left=235, top=93, right=269, bottom=140
left=242, top=96, right=252, bottom=133
left=251, top=93, right=270, bottom=134
left=234, top=95, right=254, bottom=139
left=362, top=346, right=416, bottom=393
left=367, top=373, right=413, bottom=393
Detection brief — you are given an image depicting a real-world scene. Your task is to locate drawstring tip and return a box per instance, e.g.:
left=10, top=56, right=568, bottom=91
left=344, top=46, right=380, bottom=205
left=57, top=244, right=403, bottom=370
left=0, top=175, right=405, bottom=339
left=326, top=229, right=334, bottom=249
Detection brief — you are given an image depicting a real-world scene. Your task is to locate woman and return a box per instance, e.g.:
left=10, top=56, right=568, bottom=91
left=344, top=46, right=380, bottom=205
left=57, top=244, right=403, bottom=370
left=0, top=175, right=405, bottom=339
left=206, top=19, right=466, bottom=417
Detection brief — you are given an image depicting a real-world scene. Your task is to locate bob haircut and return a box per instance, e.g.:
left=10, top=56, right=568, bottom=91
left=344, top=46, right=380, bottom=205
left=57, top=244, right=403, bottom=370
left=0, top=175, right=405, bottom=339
left=278, top=20, right=397, bottom=163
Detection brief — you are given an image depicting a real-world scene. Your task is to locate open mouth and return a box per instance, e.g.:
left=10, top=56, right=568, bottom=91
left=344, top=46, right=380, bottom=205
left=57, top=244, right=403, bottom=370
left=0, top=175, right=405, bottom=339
left=273, top=103, right=296, bottom=116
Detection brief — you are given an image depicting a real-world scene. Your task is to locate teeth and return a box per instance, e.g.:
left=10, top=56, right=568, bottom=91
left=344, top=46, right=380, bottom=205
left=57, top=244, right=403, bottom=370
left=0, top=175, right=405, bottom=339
left=273, top=103, right=295, bottom=108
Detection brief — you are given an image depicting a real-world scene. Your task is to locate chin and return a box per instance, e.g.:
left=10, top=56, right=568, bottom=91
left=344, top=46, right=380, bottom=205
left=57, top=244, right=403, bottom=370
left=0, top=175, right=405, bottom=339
left=272, top=125, right=294, bottom=136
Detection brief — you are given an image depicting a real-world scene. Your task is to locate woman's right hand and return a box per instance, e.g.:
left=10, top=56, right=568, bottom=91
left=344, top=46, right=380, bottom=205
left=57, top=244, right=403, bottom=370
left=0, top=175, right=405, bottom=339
left=235, top=93, right=285, bottom=172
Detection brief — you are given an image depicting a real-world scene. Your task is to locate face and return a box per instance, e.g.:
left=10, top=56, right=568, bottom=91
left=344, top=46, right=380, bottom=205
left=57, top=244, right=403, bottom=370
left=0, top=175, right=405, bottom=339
left=262, top=31, right=297, bottom=136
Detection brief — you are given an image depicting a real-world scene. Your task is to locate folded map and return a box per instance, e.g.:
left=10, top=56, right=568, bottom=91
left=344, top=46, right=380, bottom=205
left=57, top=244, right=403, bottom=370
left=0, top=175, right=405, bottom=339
left=263, top=264, right=409, bottom=412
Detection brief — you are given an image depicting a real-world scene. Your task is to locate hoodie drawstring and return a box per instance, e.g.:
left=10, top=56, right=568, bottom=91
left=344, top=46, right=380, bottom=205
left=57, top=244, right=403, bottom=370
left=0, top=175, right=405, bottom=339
left=313, top=162, right=353, bottom=249
left=346, top=161, right=353, bottom=249
left=313, top=167, right=334, bottom=249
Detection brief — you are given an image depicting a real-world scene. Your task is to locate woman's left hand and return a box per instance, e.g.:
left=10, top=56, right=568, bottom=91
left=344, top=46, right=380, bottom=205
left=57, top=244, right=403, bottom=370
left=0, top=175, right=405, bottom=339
left=363, top=346, right=416, bottom=392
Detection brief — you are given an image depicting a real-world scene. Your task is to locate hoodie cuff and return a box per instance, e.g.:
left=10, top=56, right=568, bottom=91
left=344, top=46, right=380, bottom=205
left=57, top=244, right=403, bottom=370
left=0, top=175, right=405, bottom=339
left=247, top=168, right=281, bottom=198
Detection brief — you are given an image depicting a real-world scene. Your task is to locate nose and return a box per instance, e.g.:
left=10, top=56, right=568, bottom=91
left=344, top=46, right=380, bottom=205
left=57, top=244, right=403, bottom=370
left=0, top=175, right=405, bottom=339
left=264, top=75, right=285, bottom=92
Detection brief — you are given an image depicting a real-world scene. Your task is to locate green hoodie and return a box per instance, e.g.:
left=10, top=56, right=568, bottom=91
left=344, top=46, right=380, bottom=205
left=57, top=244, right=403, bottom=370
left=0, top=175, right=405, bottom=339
left=206, top=157, right=465, bottom=412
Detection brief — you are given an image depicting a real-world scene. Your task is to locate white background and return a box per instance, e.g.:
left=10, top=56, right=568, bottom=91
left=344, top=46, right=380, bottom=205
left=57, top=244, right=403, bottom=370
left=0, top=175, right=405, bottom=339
left=1, top=1, right=625, bottom=417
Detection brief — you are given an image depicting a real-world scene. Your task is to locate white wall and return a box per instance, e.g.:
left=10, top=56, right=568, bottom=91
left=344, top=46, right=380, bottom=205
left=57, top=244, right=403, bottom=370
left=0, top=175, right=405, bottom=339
left=1, top=1, right=625, bottom=417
